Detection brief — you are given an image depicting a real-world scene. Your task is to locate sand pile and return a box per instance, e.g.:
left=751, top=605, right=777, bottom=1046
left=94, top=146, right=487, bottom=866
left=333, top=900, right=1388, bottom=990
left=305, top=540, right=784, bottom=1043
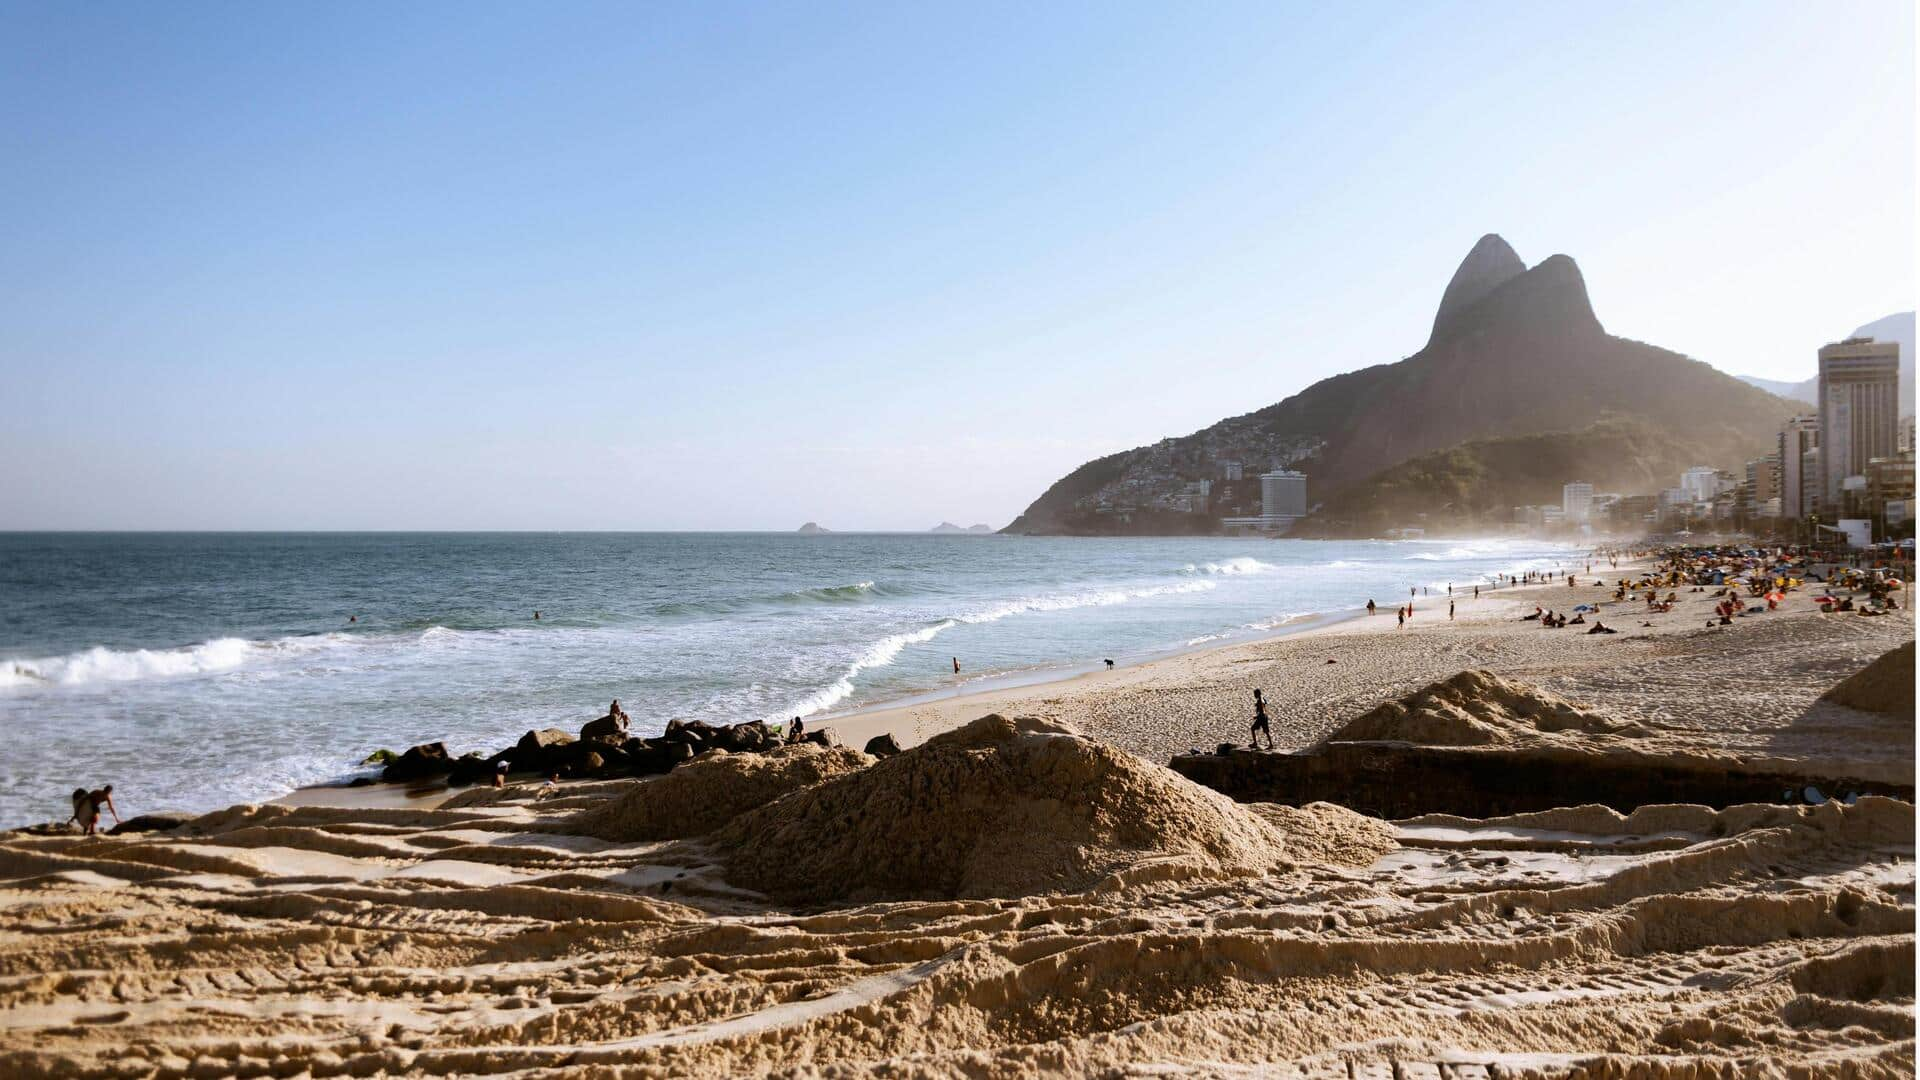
left=571, top=743, right=874, bottom=841
left=711, top=714, right=1294, bottom=902
left=1821, top=640, right=1915, bottom=715
left=1328, top=669, right=1647, bottom=746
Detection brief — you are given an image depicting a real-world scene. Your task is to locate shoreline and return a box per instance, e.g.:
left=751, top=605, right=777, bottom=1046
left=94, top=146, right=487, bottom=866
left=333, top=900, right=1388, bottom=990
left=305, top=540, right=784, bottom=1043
left=275, top=577, right=1552, bottom=811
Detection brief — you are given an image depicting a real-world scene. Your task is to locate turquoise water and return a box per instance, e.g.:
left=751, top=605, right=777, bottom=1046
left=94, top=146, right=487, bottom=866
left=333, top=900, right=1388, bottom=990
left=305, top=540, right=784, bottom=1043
left=0, top=532, right=1578, bottom=825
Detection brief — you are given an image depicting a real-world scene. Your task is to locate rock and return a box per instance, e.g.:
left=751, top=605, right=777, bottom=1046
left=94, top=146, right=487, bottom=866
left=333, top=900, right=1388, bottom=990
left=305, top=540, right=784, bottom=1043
left=863, top=733, right=903, bottom=757
left=506, top=729, right=577, bottom=773
left=108, top=813, right=192, bottom=836
left=577, top=751, right=605, bottom=775
left=581, top=712, right=629, bottom=744
left=803, top=729, right=840, bottom=749
left=447, top=752, right=494, bottom=788
left=382, top=742, right=453, bottom=783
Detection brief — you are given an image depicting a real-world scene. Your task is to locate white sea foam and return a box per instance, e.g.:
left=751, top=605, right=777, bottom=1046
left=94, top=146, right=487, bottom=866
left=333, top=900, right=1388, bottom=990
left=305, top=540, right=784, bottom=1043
left=786, top=619, right=959, bottom=718
left=1181, top=557, right=1275, bottom=576
left=0, top=638, right=256, bottom=688
left=0, top=630, right=377, bottom=691
left=786, top=579, right=1220, bottom=718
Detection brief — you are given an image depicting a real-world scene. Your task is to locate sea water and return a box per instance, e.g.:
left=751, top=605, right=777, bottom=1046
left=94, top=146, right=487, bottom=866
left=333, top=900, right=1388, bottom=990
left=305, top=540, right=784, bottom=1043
left=0, top=532, right=1579, bottom=826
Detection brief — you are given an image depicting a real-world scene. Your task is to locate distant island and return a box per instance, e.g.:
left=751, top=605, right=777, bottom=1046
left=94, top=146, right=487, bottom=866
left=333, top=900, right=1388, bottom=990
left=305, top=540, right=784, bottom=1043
left=930, top=522, right=997, bottom=534
left=795, top=522, right=831, bottom=534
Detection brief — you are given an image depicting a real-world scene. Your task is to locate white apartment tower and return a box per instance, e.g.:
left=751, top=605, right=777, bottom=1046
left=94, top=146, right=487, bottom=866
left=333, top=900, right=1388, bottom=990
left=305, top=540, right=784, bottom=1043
left=1561, top=482, right=1593, bottom=524
left=1259, top=469, right=1307, bottom=528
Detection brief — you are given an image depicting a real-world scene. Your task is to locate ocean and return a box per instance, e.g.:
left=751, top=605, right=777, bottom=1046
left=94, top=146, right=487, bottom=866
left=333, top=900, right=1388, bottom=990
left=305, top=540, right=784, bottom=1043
left=0, top=532, right=1580, bottom=827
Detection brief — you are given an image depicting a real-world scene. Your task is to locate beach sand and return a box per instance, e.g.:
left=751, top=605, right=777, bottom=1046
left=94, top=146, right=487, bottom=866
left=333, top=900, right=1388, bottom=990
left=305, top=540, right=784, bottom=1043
left=0, top=563, right=1912, bottom=1078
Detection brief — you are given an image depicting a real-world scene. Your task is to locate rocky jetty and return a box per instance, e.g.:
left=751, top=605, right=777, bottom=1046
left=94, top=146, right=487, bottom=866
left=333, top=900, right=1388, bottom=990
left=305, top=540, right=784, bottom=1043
left=377, top=701, right=806, bottom=788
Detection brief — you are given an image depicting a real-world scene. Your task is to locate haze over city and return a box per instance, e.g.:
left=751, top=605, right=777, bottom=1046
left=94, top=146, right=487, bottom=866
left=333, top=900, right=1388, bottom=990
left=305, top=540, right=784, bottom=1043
left=1, top=1, right=1912, bottom=530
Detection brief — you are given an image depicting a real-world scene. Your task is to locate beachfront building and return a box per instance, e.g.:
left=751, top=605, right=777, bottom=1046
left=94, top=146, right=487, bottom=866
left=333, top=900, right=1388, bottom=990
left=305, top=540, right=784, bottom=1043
left=1561, top=482, right=1593, bottom=524
left=1258, top=469, right=1307, bottom=532
left=1865, top=451, right=1916, bottom=524
left=1817, top=337, right=1900, bottom=513
left=1680, top=466, right=1727, bottom=503
left=1779, top=414, right=1820, bottom=520
left=1902, top=416, right=1916, bottom=454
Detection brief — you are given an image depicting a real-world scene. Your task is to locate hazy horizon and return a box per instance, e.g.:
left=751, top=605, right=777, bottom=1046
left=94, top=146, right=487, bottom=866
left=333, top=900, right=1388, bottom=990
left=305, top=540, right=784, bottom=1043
left=2, top=1, right=1913, bottom=531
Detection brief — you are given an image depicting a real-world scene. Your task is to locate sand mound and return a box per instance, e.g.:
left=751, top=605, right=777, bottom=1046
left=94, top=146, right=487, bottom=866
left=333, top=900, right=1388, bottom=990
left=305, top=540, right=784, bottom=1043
left=1328, top=669, right=1646, bottom=746
left=1821, top=641, right=1915, bottom=715
left=1244, top=801, right=1398, bottom=866
left=712, top=714, right=1292, bottom=902
left=571, top=743, right=874, bottom=841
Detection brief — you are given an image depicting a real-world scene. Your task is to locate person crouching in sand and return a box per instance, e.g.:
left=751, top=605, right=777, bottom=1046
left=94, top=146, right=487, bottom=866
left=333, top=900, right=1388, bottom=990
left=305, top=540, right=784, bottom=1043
left=68, top=785, right=119, bottom=835
left=1249, top=689, right=1273, bottom=750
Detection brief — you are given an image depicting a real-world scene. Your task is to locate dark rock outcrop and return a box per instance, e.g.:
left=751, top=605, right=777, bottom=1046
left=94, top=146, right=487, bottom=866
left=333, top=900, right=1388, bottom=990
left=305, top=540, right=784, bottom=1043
left=382, top=742, right=453, bottom=783
left=864, top=733, right=903, bottom=757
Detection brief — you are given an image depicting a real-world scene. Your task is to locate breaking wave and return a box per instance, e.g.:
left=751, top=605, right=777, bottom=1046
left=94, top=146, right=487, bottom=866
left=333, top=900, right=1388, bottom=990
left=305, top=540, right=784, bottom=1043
left=786, top=580, right=1219, bottom=718
left=1181, top=557, right=1276, bottom=576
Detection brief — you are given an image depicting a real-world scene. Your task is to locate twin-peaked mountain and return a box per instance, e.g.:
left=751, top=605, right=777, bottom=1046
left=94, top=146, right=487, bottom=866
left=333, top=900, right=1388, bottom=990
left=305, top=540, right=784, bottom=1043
left=1006, top=235, right=1797, bottom=535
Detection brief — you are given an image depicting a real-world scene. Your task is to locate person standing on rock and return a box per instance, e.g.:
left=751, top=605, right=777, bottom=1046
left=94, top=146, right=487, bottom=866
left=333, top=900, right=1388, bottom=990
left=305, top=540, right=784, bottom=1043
left=1249, top=689, right=1273, bottom=750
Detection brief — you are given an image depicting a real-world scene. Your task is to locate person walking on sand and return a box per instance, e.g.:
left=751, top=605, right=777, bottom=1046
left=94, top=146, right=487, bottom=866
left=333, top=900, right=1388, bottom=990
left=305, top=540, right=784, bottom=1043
left=1449, top=600, right=1455, bottom=620
left=68, top=785, right=119, bottom=836
left=1249, top=689, right=1273, bottom=750
left=1397, top=607, right=1405, bottom=629
left=1367, top=599, right=1376, bottom=615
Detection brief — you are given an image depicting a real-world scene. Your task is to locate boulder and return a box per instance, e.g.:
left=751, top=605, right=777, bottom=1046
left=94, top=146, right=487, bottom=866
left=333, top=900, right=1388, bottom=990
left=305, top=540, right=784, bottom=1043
left=108, top=812, right=192, bottom=836
left=803, top=729, right=841, bottom=749
left=581, top=712, right=629, bottom=744
left=382, top=742, right=453, bottom=783
left=661, top=719, right=720, bottom=750
left=447, top=752, right=496, bottom=788
left=504, top=728, right=577, bottom=773
left=863, top=733, right=903, bottom=757
left=517, top=728, right=576, bottom=758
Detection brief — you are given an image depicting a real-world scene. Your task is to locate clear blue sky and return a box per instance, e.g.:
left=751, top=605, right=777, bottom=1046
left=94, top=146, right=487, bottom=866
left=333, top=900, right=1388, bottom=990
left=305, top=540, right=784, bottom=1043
left=1, top=1, right=1912, bottom=530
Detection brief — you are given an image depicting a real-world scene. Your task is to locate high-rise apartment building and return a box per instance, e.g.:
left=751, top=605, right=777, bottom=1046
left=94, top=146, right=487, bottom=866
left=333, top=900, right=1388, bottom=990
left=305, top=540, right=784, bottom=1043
left=1561, top=482, right=1593, bottom=524
left=1779, top=414, right=1819, bottom=520
left=1817, top=338, right=1900, bottom=512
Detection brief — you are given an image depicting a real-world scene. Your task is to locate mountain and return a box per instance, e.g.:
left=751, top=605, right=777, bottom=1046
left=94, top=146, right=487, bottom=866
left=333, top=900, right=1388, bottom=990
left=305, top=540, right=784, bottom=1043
left=929, top=522, right=966, bottom=533
left=965, top=523, right=996, bottom=534
left=1006, top=234, right=1800, bottom=536
left=1734, top=312, right=1914, bottom=416
left=1735, top=374, right=1816, bottom=405
left=796, top=522, right=831, bottom=534
left=1295, top=417, right=1744, bottom=536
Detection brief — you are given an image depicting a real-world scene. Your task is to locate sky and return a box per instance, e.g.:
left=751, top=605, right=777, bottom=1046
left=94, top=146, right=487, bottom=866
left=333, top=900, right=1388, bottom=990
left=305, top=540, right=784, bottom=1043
left=0, top=1, right=1913, bottom=531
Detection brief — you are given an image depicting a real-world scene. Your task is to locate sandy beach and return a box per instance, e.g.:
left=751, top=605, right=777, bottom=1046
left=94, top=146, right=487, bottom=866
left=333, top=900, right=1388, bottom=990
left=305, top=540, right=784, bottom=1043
left=1, top=557, right=1912, bottom=1078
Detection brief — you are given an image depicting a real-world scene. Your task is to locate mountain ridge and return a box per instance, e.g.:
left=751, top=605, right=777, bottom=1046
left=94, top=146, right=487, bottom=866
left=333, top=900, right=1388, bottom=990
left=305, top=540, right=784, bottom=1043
left=1006, top=235, right=1798, bottom=536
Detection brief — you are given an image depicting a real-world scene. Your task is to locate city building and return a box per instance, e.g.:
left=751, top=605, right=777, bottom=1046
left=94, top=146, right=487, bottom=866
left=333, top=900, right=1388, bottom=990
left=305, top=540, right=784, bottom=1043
left=1220, top=460, right=1244, bottom=482
left=1561, top=482, right=1593, bottom=524
left=1680, top=466, right=1726, bottom=503
left=1817, top=337, right=1900, bottom=513
left=1745, top=456, right=1780, bottom=506
left=1902, top=415, right=1916, bottom=454
left=1258, top=469, right=1307, bottom=531
left=1866, top=451, right=1916, bottom=524
left=1779, top=414, right=1819, bottom=520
